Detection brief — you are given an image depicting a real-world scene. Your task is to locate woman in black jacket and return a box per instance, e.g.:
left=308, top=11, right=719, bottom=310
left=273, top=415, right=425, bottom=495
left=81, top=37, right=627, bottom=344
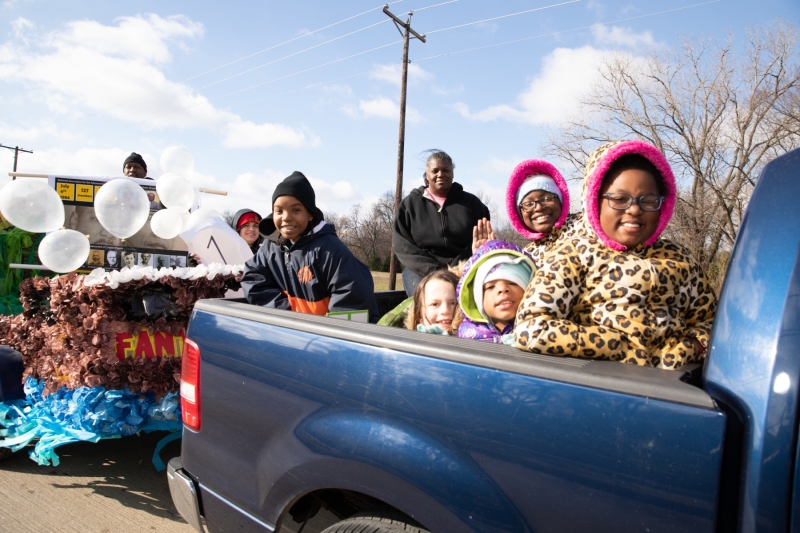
left=393, top=150, right=491, bottom=296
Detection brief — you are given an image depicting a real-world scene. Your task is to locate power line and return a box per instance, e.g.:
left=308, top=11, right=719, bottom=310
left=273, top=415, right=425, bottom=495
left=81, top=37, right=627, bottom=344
left=220, top=67, right=390, bottom=111
left=222, top=0, right=717, bottom=114
left=55, top=1, right=407, bottom=129
left=410, top=0, right=459, bottom=12
left=38, top=0, right=718, bottom=150
left=425, top=0, right=580, bottom=34
left=415, top=0, right=722, bottom=62
left=46, top=0, right=461, bottom=143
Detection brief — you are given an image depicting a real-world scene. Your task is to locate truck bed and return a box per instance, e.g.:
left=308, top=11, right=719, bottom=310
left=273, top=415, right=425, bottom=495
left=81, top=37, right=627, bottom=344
left=181, top=298, right=725, bottom=533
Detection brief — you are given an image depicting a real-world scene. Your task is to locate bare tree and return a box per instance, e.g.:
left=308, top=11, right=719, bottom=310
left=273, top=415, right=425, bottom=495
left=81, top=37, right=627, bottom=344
left=545, top=20, right=800, bottom=281
left=333, top=190, right=399, bottom=270
left=474, top=189, right=499, bottom=220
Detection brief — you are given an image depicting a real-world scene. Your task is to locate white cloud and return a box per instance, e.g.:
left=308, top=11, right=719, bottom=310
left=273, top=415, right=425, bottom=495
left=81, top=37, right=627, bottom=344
left=0, top=14, right=316, bottom=148
left=359, top=97, right=398, bottom=119
left=455, top=43, right=641, bottom=125
left=0, top=123, right=43, bottom=142
left=3, top=0, right=31, bottom=10
left=10, top=17, right=32, bottom=37
left=591, top=24, right=654, bottom=48
left=223, top=120, right=319, bottom=149
left=0, top=146, right=146, bottom=189
left=453, top=27, right=656, bottom=126
left=343, top=97, right=422, bottom=123
left=369, top=63, right=433, bottom=86
left=184, top=169, right=363, bottom=217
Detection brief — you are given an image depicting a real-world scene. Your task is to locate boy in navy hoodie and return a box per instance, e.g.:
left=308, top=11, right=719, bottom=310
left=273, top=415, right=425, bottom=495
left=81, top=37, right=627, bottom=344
left=242, top=172, right=379, bottom=322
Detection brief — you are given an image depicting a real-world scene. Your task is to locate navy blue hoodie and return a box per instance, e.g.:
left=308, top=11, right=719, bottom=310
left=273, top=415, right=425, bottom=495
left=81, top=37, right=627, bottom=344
left=242, top=221, right=379, bottom=322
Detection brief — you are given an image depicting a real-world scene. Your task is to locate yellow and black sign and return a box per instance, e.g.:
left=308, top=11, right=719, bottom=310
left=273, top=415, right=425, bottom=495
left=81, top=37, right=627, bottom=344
left=57, top=182, right=75, bottom=201
left=75, top=183, right=94, bottom=203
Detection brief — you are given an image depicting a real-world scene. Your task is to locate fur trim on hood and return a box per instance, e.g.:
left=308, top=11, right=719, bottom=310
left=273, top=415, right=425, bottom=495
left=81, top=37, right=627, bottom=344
left=506, top=159, right=570, bottom=241
left=582, top=140, right=676, bottom=251
left=456, top=240, right=535, bottom=324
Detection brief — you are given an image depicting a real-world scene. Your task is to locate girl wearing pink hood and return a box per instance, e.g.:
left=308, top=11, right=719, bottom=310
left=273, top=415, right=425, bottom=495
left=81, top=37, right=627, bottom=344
left=505, top=159, right=579, bottom=266
left=514, top=140, right=717, bottom=370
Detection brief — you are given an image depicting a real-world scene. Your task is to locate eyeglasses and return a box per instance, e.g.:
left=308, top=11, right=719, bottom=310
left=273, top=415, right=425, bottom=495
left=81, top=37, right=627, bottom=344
left=602, top=193, right=664, bottom=211
left=519, top=194, right=559, bottom=212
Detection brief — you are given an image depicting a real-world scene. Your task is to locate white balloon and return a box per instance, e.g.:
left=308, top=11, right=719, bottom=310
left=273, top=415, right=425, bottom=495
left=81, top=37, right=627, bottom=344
left=94, top=179, right=150, bottom=239
left=150, top=208, right=184, bottom=239
left=156, top=173, right=195, bottom=211
left=38, top=229, right=90, bottom=273
left=0, top=179, right=65, bottom=233
left=183, top=207, right=223, bottom=232
left=160, top=146, right=195, bottom=177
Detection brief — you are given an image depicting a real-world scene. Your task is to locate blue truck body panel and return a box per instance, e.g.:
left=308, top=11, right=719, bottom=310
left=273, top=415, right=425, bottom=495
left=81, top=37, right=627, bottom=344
left=183, top=309, right=726, bottom=533
left=705, top=148, right=800, bottom=533
left=171, top=148, right=800, bottom=532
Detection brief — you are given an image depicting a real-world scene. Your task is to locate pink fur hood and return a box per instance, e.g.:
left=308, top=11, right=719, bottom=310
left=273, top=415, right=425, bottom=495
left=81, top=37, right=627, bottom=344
left=582, top=140, right=677, bottom=251
left=505, top=159, right=571, bottom=241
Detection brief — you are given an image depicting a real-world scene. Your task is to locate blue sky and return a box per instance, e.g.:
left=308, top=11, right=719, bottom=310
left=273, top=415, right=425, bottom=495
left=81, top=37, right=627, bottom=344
left=0, top=0, right=796, bottom=220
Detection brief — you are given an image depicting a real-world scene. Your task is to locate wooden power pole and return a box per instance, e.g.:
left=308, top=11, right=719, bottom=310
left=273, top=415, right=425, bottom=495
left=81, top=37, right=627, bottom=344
left=0, top=144, right=34, bottom=175
left=384, top=5, right=425, bottom=291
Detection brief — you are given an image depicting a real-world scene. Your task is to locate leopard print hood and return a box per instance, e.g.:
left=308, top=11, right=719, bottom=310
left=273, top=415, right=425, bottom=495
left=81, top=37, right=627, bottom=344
left=505, top=159, right=571, bottom=241
left=582, top=140, right=677, bottom=251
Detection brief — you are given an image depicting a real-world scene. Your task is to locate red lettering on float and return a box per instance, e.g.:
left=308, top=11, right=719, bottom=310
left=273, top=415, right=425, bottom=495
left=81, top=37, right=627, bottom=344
left=115, top=333, right=135, bottom=360
left=115, top=330, right=186, bottom=360
left=153, top=331, right=175, bottom=357
left=134, top=330, right=155, bottom=358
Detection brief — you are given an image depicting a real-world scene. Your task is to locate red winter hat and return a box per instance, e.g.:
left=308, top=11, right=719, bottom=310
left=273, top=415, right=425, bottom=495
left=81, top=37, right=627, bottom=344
left=236, top=211, right=260, bottom=230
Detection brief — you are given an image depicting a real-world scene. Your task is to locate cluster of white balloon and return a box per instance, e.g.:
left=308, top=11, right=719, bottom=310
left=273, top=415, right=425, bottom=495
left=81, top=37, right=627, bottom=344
left=151, top=147, right=224, bottom=238
left=0, top=179, right=81, bottom=272
left=0, top=146, right=223, bottom=273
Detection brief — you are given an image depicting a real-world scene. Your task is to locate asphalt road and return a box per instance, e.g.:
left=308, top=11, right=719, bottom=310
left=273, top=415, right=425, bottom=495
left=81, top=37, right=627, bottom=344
left=0, top=432, right=193, bottom=533
left=0, top=432, right=335, bottom=533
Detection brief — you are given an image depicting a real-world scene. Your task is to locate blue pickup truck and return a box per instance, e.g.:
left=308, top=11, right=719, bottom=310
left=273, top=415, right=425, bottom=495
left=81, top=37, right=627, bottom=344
left=167, top=148, right=800, bottom=533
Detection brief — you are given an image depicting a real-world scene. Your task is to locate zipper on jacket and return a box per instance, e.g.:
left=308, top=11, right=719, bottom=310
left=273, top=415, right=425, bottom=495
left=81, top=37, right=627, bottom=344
left=441, top=211, right=449, bottom=249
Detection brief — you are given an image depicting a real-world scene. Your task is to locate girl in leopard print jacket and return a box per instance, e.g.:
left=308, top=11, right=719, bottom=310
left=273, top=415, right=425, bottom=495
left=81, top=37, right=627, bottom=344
left=514, top=140, right=717, bottom=370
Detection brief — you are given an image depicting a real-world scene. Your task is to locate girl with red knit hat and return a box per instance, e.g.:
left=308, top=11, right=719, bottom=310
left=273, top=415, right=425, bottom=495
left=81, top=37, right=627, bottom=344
left=230, top=209, right=263, bottom=254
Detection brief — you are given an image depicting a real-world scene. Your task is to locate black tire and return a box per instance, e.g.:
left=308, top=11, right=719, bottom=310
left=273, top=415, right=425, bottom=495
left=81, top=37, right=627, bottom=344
left=0, top=447, right=13, bottom=462
left=320, top=512, right=430, bottom=533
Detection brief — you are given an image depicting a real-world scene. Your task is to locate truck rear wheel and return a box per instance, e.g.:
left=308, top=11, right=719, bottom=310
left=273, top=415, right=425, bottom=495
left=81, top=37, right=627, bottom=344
left=320, top=512, right=430, bottom=533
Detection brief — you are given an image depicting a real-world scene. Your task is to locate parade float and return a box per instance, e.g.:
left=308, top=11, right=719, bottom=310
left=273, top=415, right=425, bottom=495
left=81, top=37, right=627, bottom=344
left=0, top=148, right=248, bottom=469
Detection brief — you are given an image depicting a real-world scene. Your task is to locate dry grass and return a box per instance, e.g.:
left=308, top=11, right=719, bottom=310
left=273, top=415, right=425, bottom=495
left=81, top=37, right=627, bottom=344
left=371, top=271, right=403, bottom=292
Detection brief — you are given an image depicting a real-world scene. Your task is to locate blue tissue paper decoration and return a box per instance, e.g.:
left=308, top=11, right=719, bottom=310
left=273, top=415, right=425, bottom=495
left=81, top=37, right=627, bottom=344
left=0, top=377, right=182, bottom=468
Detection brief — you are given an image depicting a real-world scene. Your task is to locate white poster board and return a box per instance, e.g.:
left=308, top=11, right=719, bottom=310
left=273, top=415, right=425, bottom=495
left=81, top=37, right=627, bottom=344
left=180, top=217, right=254, bottom=266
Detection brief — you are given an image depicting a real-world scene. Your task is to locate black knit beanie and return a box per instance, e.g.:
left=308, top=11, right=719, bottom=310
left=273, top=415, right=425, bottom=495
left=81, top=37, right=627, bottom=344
left=260, top=171, right=324, bottom=235
left=123, top=152, right=147, bottom=173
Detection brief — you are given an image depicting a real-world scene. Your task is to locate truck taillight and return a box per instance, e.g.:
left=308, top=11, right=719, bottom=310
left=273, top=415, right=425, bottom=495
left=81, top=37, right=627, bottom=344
left=181, top=338, right=201, bottom=431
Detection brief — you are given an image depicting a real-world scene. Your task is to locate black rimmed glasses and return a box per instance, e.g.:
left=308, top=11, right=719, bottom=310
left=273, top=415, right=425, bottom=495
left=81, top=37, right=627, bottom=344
left=602, top=193, right=664, bottom=211
left=519, top=194, right=559, bottom=213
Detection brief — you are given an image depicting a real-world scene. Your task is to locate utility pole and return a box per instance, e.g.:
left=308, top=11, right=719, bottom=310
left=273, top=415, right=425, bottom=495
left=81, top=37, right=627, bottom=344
left=383, top=5, right=425, bottom=291
left=0, top=144, right=34, bottom=176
